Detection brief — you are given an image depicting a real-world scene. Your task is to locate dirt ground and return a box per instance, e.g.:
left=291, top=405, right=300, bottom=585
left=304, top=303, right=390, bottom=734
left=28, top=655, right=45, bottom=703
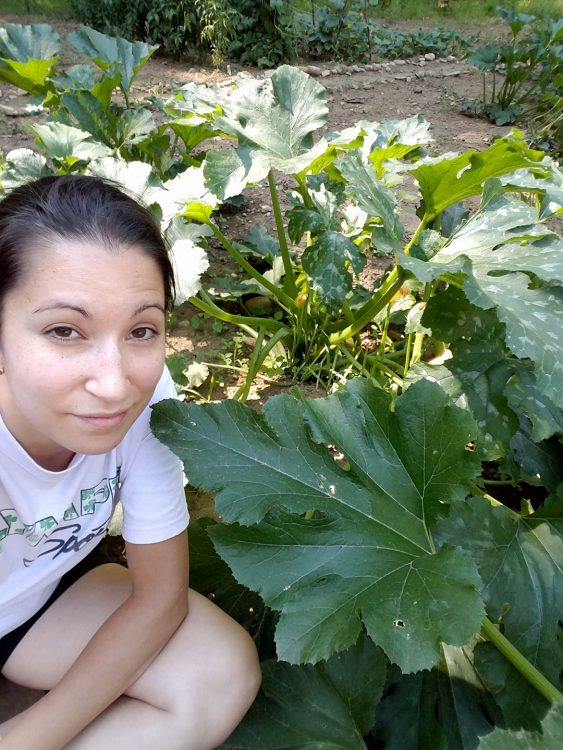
left=0, top=13, right=515, bottom=723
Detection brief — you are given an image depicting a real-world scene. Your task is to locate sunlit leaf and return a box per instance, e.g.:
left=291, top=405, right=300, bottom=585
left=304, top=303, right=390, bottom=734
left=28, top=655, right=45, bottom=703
left=67, top=26, right=158, bottom=95
left=32, top=122, right=111, bottom=165
left=477, top=703, right=563, bottom=749
left=411, top=136, right=546, bottom=221
left=0, top=22, right=60, bottom=60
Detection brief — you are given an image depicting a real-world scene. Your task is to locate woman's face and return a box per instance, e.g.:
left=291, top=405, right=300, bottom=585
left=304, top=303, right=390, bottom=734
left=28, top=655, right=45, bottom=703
left=0, top=239, right=166, bottom=471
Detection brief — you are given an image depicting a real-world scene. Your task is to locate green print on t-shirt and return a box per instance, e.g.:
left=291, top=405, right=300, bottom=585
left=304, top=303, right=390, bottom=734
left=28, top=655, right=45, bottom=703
left=0, top=468, right=121, bottom=546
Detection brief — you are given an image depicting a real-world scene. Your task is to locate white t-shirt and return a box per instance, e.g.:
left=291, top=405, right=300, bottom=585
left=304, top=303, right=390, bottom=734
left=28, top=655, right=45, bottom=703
left=0, top=367, right=189, bottom=639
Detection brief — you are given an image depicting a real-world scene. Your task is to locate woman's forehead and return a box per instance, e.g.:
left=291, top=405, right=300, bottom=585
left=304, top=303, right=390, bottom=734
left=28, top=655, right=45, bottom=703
left=12, top=239, right=166, bottom=303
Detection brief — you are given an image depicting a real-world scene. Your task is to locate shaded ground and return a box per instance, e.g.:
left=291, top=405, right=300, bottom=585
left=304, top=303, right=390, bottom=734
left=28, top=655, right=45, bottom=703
left=0, top=13, right=514, bottom=725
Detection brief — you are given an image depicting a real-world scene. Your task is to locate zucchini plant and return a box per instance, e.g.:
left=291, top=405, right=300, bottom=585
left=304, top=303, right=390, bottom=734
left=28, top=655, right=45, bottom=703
left=0, top=22, right=226, bottom=178
left=148, top=66, right=563, bottom=749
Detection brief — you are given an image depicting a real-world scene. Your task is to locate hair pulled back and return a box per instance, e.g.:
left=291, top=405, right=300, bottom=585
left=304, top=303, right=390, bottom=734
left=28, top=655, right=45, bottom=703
left=0, top=174, right=175, bottom=313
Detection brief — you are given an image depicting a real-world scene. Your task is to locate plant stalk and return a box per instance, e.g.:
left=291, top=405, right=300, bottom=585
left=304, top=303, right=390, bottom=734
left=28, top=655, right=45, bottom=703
left=189, top=293, right=285, bottom=334
left=328, top=268, right=405, bottom=342
left=268, top=170, right=298, bottom=298
left=209, top=223, right=297, bottom=311
left=481, top=617, right=563, bottom=704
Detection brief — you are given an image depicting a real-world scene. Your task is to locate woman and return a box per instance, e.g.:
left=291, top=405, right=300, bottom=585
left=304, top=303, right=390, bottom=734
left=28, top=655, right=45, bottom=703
left=0, top=175, right=261, bottom=749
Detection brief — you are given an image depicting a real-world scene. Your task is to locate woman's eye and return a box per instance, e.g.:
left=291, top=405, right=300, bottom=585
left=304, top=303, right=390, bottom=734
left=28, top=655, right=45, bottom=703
left=47, top=326, right=80, bottom=340
left=130, top=327, right=156, bottom=340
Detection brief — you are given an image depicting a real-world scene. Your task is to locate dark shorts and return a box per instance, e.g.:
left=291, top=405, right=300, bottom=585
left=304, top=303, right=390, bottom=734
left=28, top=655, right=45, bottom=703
left=0, top=543, right=117, bottom=672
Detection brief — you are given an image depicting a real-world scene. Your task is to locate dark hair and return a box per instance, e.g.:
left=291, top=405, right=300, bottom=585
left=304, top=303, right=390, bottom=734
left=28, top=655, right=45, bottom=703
left=0, top=174, right=175, bottom=312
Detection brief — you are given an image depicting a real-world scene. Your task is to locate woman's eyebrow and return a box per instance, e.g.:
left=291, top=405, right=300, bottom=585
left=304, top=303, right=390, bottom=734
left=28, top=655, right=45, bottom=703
left=33, top=302, right=89, bottom=317
left=32, top=302, right=165, bottom=317
left=133, top=303, right=166, bottom=316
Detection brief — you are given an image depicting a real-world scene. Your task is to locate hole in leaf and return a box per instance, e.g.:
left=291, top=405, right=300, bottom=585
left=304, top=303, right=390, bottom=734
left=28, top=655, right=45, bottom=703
left=393, top=619, right=405, bottom=628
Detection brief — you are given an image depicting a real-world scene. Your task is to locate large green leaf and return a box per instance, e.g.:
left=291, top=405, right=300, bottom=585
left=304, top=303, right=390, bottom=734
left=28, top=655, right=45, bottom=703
left=204, top=147, right=268, bottom=201
left=32, top=122, right=111, bottom=167
left=399, top=188, right=563, bottom=411
left=365, top=114, right=432, bottom=177
left=419, top=288, right=518, bottom=459
left=337, top=150, right=404, bottom=253
left=188, top=518, right=265, bottom=635
left=205, top=65, right=329, bottom=193
left=152, top=378, right=485, bottom=671
left=509, top=425, right=563, bottom=493
left=85, top=157, right=157, bottom=204
left=411, top=136, right=546, bottom=221
left=499, top=164, right=563, bottom=219
left=301, top=230, right=366, bottom=313
left=114, top=107, right=155, bottom=148
left=170, top=119, right=219, bottom=154
left=67, top=26, right=158, bottom=95
left=0, top=22, right=60, bottom=60
left=477, top=704, right=563, bottom=749
left=158, top=166, right=219, bottom=227
left=505, top=366, right=563, bottom=443
left=0, top=23, right=60, bottom=95
left=221, top=637, right=387, bottom=750
left=435, top=495, right=563, bottom=729
left=0, top=148, right=51, bottom=191
left=60, top=90, right=114, bottom=145
left=373, top=644, right=502, bottom=750
left=0, top=57, right=56, bottom=95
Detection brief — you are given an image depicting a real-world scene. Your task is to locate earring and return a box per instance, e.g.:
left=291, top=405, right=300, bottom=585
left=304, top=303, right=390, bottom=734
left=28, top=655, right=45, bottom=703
left=0, top=367, right=4, bottom=375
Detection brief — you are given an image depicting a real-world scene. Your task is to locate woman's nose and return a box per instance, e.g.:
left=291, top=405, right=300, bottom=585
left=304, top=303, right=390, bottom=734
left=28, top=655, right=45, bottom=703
left=84, top=344, right=130, bottom=402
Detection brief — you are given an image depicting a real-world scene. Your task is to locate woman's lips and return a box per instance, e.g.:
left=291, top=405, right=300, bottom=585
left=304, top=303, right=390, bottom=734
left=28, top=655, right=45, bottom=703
left=76, top=411, right=128, bottom=429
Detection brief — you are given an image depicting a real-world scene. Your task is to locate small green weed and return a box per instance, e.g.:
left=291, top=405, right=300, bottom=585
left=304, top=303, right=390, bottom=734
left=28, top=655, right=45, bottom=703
left=463, top=6, right=562, bottom=153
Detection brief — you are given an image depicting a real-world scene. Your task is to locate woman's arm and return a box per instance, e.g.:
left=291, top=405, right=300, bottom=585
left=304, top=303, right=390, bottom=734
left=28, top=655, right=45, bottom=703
left=0, top=531, right=189, bottom=750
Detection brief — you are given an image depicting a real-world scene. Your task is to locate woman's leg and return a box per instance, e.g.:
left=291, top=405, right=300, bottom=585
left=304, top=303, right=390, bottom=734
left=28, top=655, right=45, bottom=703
left=1, top=564, right=261, bottom=750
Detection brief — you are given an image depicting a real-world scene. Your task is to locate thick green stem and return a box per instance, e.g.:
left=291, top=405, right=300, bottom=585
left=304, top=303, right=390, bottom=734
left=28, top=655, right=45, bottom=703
left=268, top=170, right=298, bottom=298
left=410, top=281, right=435, bottom=367
left=189, top=294, right=285, bottom=334
left=328, top=268, right=405, bottom=342
left=403, top=333, right=413, bottom=377
left=234, top=327, right=290, bottom=402
left=210, top=222, right=297, bottom=312
left=294, top=174, right=315, bottom=210
left=481, top=617, right=563, bottom=704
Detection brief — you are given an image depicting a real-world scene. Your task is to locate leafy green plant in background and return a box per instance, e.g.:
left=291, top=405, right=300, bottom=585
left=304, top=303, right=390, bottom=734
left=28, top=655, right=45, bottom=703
left=301, top=1, right=469, bottom=63
left=68, top=0, right=469, bottom=67
left=69, top=0, right=233, bottom=63
left=0, top=22, right=232, bottom=177
left=464, top=6, right=562, bottom=152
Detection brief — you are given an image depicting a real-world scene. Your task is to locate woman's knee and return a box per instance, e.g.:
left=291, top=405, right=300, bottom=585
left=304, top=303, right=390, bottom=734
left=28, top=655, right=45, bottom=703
left=178, top=628, right=261, bottom=748
left=181, top=606, right=261, bottom=715
left=164, top=596, right=261, bottom=744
